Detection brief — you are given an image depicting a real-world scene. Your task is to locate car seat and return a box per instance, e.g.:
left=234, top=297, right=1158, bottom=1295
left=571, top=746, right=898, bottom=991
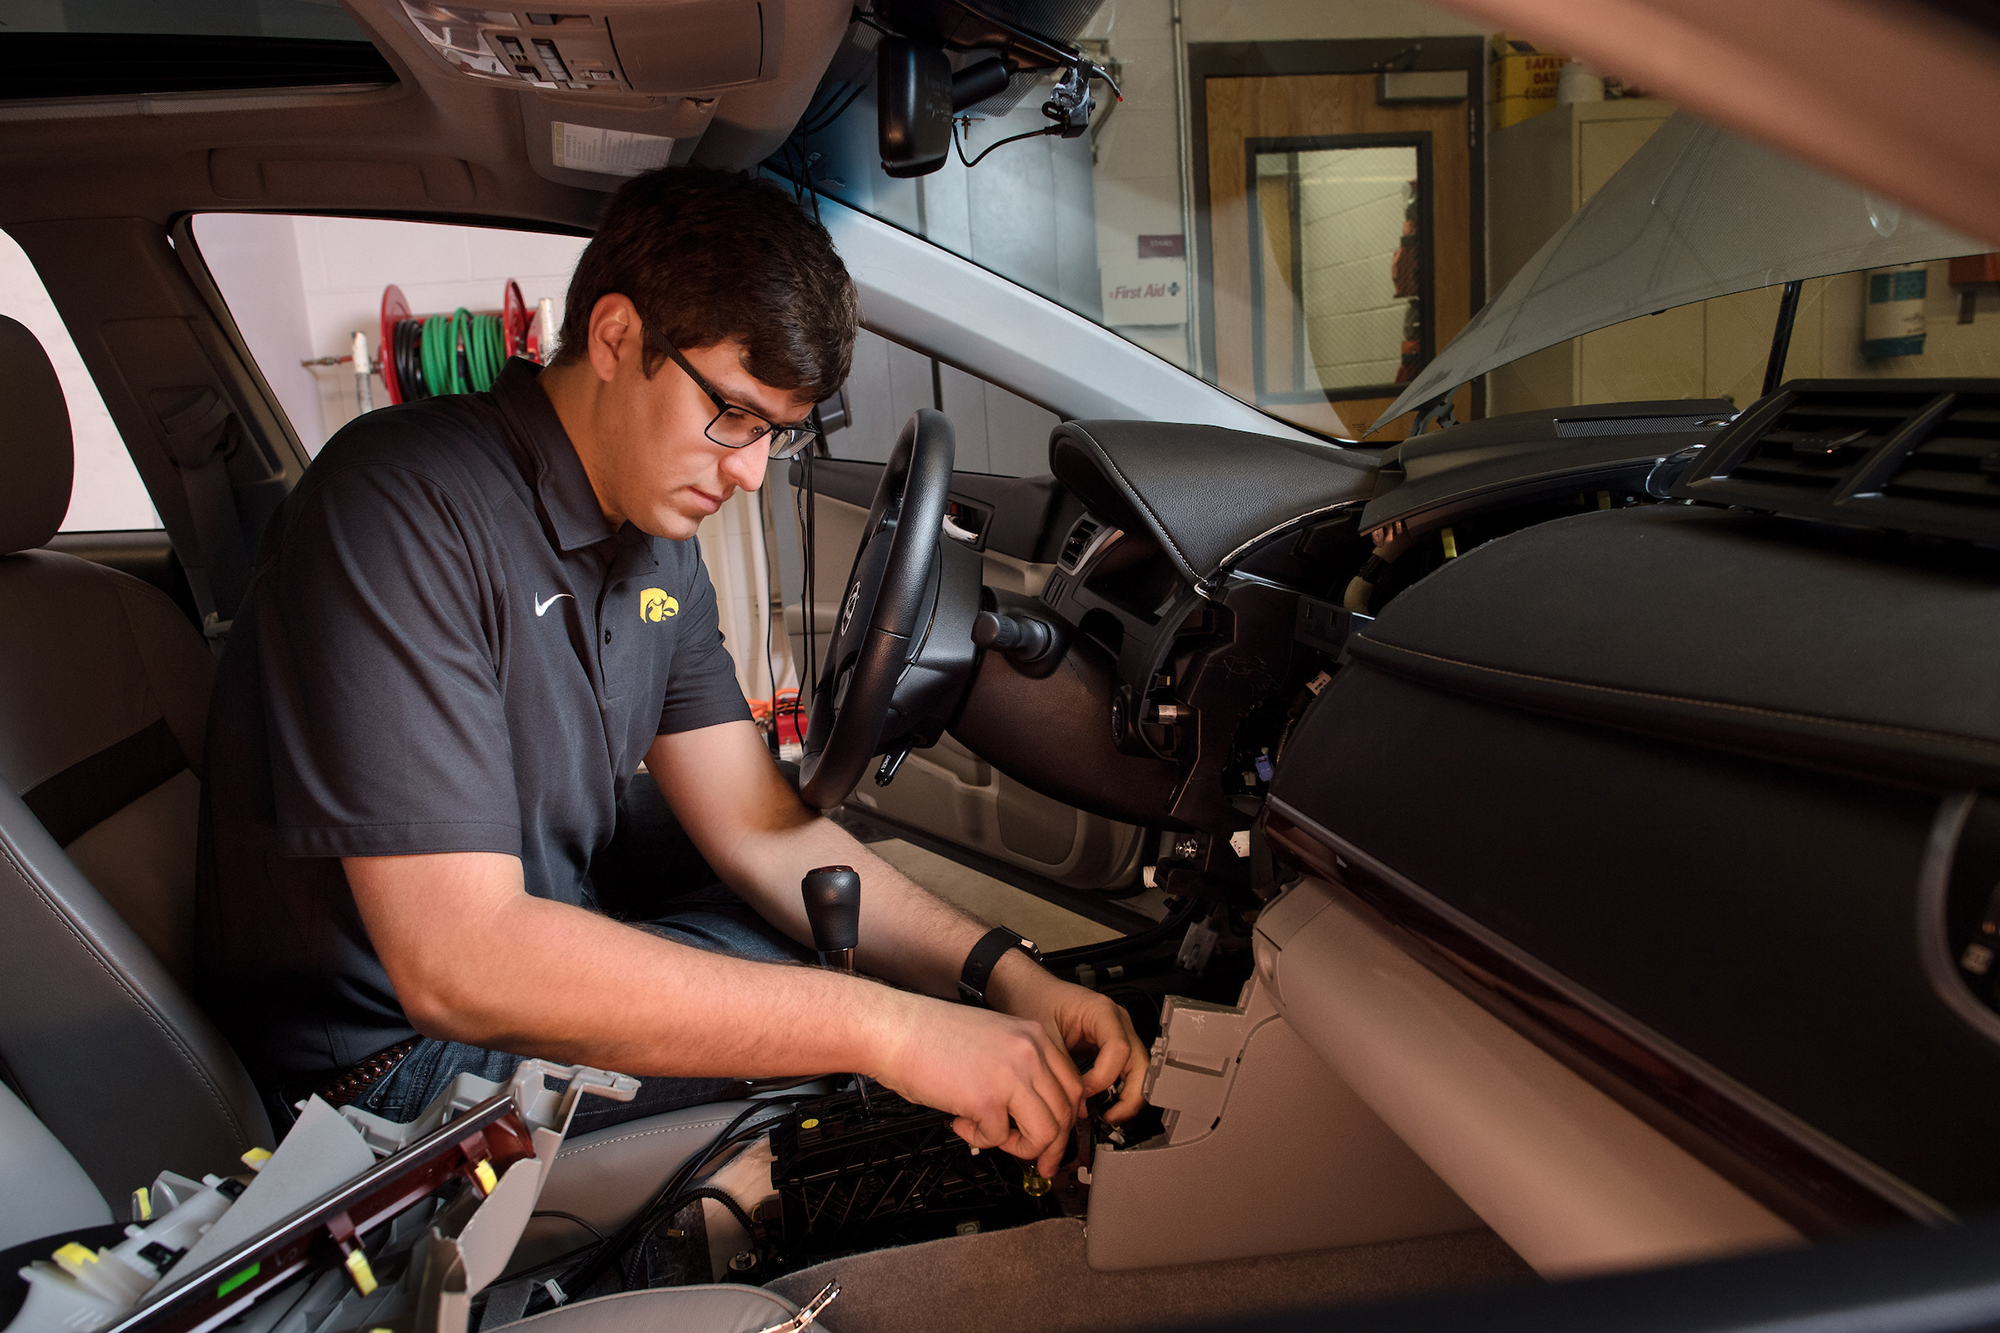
left=0, top=318, right=807, bottom=1301
left=0, top=313, right=273, bottom=1205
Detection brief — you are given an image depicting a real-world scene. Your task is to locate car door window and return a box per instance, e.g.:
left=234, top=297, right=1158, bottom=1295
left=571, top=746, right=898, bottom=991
left=191, top=213, right=587, bottom=456
left=0, top=229, right=160, bottom=531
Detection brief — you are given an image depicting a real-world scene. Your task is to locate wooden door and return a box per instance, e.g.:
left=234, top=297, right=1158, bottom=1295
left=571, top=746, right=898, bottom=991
left=1207, top=73, right=1475, bottom=440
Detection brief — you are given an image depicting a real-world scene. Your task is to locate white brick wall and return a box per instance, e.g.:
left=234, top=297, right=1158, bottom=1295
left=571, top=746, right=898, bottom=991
left=197, top=214, right=588, bottom=456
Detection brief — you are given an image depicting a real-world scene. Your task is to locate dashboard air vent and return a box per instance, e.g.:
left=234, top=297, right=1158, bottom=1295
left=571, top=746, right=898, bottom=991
left=1882, top=401, right=2000, bottom=511
left=1727, top=394, right=1905, bottom=491
left=1058, top=515, right=1104, bottom=572
left=1670, top=379, right=2000, bottom=543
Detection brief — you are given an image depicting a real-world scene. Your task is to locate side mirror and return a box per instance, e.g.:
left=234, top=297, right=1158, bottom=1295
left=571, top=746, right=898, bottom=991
left=877, top=36, right=953, bottom=178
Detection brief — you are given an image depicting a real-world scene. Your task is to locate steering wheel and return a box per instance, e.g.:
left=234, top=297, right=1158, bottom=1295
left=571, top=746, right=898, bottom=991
left=799, top=408, right=962, bottom=810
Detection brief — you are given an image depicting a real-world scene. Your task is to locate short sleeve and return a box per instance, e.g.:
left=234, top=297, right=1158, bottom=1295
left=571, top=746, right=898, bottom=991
left=657, top=552, right=752, bottom=735
left=258, top=460, right=521, bottom=858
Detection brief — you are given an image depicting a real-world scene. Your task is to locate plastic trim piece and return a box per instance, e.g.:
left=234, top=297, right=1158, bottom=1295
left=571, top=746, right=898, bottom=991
left=1914, top=792, right=2000, bottom=1049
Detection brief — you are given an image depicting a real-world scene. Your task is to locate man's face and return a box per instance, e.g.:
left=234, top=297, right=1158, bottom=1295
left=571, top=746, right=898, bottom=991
left=590, top=310, right=818, bottom=542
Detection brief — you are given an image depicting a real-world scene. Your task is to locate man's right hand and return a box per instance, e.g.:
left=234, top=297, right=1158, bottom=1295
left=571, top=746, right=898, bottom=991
left=870, top=996, right=1086, bottom=1178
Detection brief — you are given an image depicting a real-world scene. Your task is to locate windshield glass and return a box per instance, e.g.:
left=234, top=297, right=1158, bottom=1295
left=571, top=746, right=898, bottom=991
left=787, top=5, right=2000, bottom=441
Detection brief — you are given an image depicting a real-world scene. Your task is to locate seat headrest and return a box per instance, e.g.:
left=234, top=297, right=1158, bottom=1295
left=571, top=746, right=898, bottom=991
left=0, top=315, right=74, bottom=555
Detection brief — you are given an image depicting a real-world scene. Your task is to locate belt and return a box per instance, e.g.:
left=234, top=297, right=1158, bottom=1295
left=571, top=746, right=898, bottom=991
left=309, top=1037, right=422, bottom=1109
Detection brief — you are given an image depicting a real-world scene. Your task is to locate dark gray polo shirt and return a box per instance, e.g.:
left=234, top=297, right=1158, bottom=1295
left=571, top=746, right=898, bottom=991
left=199, top=357, right=750, bottom=1085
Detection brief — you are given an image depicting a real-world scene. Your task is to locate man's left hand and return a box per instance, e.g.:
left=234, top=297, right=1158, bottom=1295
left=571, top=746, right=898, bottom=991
left=985, top=950, right=1150, bottom=1124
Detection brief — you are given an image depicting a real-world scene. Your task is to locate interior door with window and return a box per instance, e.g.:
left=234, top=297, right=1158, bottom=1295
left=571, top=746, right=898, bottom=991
left=1203, top=63, right=1479, bottom=440
left=780, top=330, right=1150, bottom=912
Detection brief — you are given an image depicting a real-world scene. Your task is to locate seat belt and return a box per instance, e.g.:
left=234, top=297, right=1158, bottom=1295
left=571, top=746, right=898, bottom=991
left=153, top=386, right=251, bottom=642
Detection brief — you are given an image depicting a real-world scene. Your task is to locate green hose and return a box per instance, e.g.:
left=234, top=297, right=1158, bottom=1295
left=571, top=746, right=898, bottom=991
left=467, top=312, right=505, bottom=390
left=412, top=309, right=511, bottom=397
left=420, top=314, right=452, bottom=397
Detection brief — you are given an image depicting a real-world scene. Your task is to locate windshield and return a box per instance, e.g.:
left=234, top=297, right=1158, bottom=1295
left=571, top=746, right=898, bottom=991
left=791, top=12, right=1498, bottom=441
left=788, top=7, right=2000, bottom=441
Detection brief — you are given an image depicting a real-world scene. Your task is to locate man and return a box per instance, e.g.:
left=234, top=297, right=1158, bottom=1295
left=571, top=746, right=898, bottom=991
left=198, top=166, right=1146, bottom=1177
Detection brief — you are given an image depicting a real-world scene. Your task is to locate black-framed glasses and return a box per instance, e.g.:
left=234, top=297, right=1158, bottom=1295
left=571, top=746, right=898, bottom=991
left=655, top=339, right=820, bottom=460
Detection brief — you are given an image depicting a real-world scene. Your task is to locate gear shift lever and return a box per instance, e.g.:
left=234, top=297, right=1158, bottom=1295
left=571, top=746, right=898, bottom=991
left=802, top=866, right=872, bottom=1112
left=801, top=865, right=862, bottom=973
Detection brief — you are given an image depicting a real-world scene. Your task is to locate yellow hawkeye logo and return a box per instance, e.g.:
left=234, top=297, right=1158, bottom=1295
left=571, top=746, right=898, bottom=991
left=639, top=588, right=679, bottom=622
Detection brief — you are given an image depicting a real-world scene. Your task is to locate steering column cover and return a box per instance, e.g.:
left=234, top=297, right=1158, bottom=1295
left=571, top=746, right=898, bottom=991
left=950, top=630, right=1184, bottom=829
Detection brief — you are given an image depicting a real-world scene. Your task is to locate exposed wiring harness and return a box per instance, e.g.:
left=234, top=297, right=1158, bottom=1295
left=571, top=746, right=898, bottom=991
left=541, top=1098, right=806, bottom=1308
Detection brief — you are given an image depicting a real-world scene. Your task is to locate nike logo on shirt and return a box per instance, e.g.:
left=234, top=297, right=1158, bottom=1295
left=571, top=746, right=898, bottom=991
left=534, top=593, right=573, bottom=617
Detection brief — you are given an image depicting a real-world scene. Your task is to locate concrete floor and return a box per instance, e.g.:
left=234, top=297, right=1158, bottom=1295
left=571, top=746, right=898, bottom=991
left=865, top=839, right=1122, bottom=952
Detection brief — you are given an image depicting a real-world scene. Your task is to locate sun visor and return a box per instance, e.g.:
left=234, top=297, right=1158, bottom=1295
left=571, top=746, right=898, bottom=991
left=1373, top=113, right=1988, bottom=434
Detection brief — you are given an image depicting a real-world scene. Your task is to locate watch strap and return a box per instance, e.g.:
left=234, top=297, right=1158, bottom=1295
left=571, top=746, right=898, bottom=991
left=958, top=926, right=1040, bottom=1006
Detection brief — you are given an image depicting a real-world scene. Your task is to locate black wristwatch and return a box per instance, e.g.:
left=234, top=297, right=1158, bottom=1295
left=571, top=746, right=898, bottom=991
left=958, top=926, right=1042, bottom=1006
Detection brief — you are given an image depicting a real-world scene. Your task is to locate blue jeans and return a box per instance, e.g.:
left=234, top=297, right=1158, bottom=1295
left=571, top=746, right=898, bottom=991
left=355, top=770, right=814, bottom=1135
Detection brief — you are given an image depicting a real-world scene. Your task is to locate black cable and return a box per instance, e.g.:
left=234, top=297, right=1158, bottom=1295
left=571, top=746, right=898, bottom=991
left=797, top=448, right=819, bottom=713
left=672, top=1186, right=758, bottom=1239
left=802, top=80, right=866, bottom=137
left=1041, top=894, right=1204, bottom=968
left=558, top=1100, right=800, bottom=1297
left=954, top=118, right=1059, bottom=170
left=530, top=1210, right=605, bottom=1241
left=849, top=7, right=894, bottom=37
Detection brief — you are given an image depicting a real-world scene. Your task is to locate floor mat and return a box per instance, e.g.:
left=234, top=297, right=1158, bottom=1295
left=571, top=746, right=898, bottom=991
left=766, top=1218, right=1534, bottom=1333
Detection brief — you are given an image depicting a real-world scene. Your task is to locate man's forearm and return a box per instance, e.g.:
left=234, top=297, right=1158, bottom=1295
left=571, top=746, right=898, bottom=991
left=347, top=851, right=917, bottom=1079
left=648, top=723, right=992, bottom=999
left=710, top=813, right=992, bottom=999
left=345, top=846, right=1105, bottom=1171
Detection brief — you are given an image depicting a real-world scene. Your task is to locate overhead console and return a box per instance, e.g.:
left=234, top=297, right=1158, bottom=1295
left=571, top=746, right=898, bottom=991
left=399, top=1, right=776, bottom=96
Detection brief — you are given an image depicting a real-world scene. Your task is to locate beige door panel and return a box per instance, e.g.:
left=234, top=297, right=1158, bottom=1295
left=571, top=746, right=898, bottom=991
left=785, top=495, right=1146, bottom=893
left=847, top=740, right=1148, bottom=892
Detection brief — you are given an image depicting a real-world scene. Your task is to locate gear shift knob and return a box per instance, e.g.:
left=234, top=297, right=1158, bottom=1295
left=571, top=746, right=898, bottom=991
left=801, top=865, right=862, bottom=971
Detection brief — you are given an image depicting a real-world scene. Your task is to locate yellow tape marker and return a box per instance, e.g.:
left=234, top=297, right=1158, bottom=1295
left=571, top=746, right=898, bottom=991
left=54, top=1243, right=99, bottom=1277
left=344, top=1249, right=378, bottom=1296
left=132, top=1187, right=153, bottom=1222
left=473, top=1158, right=499, bottom=1196
left=241, top=1147, right=273, bottom=1170
left=800, top=1118, right=820, bottom=1130
left=1441, top=528, right=1459, bottom=559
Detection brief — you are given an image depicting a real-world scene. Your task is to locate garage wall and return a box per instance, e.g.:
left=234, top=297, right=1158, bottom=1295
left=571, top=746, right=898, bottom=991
left=193, top=214, right=587, bottom=455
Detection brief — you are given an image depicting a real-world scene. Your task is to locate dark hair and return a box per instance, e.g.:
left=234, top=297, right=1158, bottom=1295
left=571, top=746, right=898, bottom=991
left=555, top=164, right=858, bottom=403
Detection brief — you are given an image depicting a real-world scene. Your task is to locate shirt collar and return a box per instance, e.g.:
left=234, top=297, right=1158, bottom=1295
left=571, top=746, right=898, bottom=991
left=492, top=357, right=624, bottom=555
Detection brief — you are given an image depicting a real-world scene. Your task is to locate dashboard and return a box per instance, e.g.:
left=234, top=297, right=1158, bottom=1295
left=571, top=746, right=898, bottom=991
left=997, top=387, right=2000, bottom=1231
